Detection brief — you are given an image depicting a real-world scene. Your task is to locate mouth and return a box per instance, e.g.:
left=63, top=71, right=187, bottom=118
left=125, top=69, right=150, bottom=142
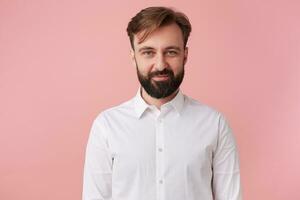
left=152, top=75, right=169, bottom=81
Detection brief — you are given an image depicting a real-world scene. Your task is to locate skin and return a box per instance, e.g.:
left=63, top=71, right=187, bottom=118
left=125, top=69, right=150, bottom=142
left=130, top=23, right=189, bottom=109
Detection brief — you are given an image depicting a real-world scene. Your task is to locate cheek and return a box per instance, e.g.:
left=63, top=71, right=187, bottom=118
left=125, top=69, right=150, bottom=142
left=170, top=59, right=184, bottom=72
left=136, top=60, right=153, bottom=74
left=136, top=63, right=152, bottom=77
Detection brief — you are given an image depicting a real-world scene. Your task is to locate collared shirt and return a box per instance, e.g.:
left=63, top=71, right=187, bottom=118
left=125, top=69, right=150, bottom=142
left=82, top=87, right=242, bottom=200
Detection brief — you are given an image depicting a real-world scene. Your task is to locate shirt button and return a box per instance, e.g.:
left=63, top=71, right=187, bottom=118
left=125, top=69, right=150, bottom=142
left=158, top=148, right=163, bottom=152
left=159, top=180, right=163, bottom=184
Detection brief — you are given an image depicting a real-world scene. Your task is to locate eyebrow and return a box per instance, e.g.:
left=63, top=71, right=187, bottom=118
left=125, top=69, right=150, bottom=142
left=138, top=46, right=182, bottom=52
left=138, top=46, right=154, bottom=52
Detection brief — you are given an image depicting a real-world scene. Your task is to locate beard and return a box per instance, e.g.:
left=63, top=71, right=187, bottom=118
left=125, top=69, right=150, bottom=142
left=136, top=63, right=185, bottom=99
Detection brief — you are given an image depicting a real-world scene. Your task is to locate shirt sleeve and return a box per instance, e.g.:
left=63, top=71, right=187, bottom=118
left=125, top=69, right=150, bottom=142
left=212, top=113, right=242, bottom=200
left=82, top=114, right=113, bottom=200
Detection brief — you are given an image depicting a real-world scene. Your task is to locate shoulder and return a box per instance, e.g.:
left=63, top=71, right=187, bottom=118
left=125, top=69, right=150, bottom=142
left=183, top=94, right=232, bottom=135
left=93, top=97, right=136, bottom=123
left=183, top=94, right=223, bottom=119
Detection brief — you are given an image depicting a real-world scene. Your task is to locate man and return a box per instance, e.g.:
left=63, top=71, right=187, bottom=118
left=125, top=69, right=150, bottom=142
left=82, top=6, right=242, bottom=200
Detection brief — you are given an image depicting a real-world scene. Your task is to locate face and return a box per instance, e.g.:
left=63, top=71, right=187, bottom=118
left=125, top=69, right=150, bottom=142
left=131, top=23, right=188, bottom=99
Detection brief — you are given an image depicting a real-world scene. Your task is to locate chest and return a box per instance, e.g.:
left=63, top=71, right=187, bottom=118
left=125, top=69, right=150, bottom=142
left=107, top=117, right=218, bottom=172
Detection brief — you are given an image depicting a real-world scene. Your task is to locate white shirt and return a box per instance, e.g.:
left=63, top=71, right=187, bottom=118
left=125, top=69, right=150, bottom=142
left=82, top=87, right=242, bottom=200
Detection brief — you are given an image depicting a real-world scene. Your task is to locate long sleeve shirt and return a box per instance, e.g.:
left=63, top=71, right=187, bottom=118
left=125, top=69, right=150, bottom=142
left=82, top=87, right=242, bottom=200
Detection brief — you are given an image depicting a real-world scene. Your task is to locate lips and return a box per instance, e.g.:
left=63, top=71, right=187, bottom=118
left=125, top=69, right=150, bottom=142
left=152, top=75, right=169, bottom=80
left=156, top=75, right=169, bottom=77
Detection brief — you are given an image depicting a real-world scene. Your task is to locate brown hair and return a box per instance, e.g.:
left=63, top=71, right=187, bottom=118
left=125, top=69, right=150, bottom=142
left=126, top=6, right=192, bottom=49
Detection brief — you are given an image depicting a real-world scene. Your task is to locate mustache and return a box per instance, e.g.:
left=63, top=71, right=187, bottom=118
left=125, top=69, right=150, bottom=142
left=149, top=69, right=173, bottom=78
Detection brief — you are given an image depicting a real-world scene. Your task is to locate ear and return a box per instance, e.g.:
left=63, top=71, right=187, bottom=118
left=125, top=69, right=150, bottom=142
left=183, top=46, right=188, bottom=65
left=130, top=48, right=137, bottom=68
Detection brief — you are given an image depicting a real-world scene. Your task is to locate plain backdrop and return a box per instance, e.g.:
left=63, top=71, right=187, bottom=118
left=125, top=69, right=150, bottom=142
left=1, top=0, right=299, bottom=199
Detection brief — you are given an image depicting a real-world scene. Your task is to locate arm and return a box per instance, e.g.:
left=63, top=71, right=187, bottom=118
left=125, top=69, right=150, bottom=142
left=212, top=113, right=242, bottom=200
left=82, top=114, right=113, bottom=200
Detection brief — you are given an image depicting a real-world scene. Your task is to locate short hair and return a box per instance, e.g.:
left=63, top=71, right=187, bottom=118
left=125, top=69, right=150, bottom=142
left=126, top=6, right=192, bottom=49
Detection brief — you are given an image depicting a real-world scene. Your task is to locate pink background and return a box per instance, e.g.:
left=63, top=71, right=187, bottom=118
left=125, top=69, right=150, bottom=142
left=1, top=0, right=299, bottom=199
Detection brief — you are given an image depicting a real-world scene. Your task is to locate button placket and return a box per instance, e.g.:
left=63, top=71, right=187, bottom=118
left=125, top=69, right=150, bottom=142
left=155, top=116, right=165, bottom=200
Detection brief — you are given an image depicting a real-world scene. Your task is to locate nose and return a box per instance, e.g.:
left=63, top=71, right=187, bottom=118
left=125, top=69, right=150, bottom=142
left=154, top=52, right=168, bottom=71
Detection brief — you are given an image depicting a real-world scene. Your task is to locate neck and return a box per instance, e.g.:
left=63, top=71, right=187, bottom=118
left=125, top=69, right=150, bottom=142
left=141, top=87, right=179, bottom=110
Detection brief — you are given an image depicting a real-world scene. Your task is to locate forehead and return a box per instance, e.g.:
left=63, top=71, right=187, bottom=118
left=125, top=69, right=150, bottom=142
left=133, top=23, right=184, bottom=50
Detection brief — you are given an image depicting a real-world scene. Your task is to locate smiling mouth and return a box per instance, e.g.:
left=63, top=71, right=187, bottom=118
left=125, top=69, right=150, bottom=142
left=152, top=75, right=169, bottom=81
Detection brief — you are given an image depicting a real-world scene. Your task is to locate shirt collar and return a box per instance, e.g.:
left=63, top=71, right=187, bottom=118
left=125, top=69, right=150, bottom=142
left=134, top=86, right=185, bottom=119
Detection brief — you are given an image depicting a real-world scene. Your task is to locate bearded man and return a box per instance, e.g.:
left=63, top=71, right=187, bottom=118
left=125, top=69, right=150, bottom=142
left=82, top=6, right=242, bottom=200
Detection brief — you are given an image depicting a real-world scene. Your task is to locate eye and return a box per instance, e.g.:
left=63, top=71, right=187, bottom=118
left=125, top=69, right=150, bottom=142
left=142, top=51, right=154, bottom=57
left=166, top=50, right=178, bottom=56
